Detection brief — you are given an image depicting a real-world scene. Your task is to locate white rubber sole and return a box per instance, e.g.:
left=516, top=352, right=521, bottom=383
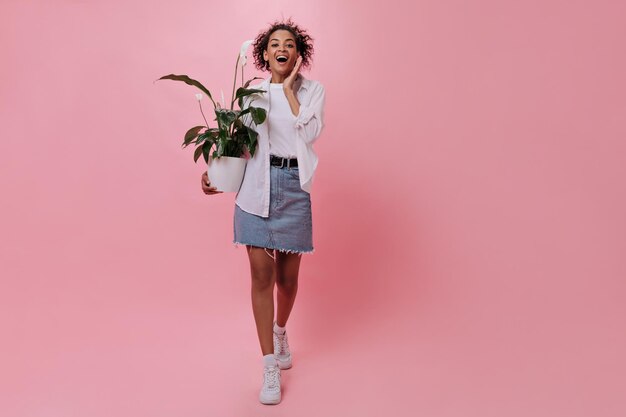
left=276, top=356, right=292, bottom=370
left=259, top=392, right=281, bottom=405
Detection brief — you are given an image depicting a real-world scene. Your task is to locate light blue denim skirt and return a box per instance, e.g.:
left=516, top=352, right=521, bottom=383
left=233, top=163, right=314, bottom=254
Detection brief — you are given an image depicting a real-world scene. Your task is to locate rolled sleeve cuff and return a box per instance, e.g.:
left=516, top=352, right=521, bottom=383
left=292, top=104, right=316, bottom=128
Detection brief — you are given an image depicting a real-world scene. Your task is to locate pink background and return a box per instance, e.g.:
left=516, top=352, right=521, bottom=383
left=2, top=0, right=625, bottom=415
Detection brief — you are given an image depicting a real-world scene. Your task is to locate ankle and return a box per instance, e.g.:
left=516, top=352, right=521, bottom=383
left=263, top=353, right=278, bottom=368
left=273, top=321, right=286, bottom=335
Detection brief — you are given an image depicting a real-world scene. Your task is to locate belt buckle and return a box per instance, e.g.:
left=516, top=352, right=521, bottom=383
left=271, top=155, right=282, bottom=168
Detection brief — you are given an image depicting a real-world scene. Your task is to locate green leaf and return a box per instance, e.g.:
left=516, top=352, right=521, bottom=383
left=236, top=107, right=253, bottom=125
left=202, top=141, right=212, bottom=164
left=215, top=109, right=237, bottom=132
left=199, top=128, right=219, bottom=140
left=235, top=87, right=266, bottom=100
left=250, top=107, right=266, bottom=124
left=235, top=87, right=265, bottom=100
left=183, top=125, right=205, bottom=147
left=234, top=126, right=247, bottom=141
left=243, top=77, right=263, bottom=89
left=157, top=74, right=216, bottom=105
left=196, top=132, right=208, bottom=144
left=247, top=129, right=259, bottom=158
left=235, top=87, right=266, bottom=109
left=193, top=144, right=204, bottom=163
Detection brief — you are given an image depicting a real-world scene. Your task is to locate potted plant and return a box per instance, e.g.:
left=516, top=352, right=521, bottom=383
left=155, top=40, right=267, bottom=192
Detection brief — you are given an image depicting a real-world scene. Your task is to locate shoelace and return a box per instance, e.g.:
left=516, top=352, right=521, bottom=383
left=274, top=331, right=290, bottom=355
left=264, top=366, right=280, bottom=388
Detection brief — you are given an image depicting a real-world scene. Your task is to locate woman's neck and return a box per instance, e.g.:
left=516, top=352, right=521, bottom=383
left=270, top=73, right=300, bottom=84
left=270, top=74, right=285, bottom=84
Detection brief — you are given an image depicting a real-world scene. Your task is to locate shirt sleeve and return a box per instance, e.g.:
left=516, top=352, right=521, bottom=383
left=291, top=82, right=325, bottom=146
left=241, top=95, right=254, bottom=129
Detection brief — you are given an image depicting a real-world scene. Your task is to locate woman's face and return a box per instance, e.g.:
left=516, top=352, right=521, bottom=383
left=263, top=29, right=299, bottom=77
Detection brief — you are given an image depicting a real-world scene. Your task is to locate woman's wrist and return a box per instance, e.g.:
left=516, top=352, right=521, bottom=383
left=284, top=88, right=300, bottom=117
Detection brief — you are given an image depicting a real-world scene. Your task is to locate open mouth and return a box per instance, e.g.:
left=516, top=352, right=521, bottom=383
left=276, top=56, right=288, bottom=63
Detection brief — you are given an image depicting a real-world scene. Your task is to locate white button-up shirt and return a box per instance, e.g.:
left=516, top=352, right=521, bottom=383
left=235, top=73, right=326, bottom=218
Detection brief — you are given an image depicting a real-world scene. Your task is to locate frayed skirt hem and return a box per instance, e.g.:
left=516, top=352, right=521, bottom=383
left=232, top=240, right=315, bottom=255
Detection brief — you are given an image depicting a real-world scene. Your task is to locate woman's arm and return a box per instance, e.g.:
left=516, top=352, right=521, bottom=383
left=289, top=82, right=326, bottom=146
left=283, top=57, right=326, bottom=146
left=283, top=56, right=303, bottom=117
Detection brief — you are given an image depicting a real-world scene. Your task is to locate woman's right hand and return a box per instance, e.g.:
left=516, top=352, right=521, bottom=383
left=202, top=172, right=223, bottom=195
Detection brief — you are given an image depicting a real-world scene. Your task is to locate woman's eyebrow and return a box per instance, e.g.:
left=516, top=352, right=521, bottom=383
left=270, top=38, right=295, bottom=42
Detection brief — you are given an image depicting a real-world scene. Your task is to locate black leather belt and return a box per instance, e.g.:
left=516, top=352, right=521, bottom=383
left=270, top=155, right=298, bottom=168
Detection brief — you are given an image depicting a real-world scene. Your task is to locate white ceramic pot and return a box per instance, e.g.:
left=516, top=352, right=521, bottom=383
left=207, top=155, right=247, bottom=192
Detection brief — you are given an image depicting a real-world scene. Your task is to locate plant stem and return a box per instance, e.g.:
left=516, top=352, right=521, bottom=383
left=198, top=101, right=209, bottom=128
left=231, top=54, right=240, bottom=111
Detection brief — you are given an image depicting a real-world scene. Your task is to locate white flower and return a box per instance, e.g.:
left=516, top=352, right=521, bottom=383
left=239, top=39, right=253, bottom=66
left=195, top=93, right=203, bottom=101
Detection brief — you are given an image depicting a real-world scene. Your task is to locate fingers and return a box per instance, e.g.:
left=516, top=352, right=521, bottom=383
left=204, top=189, right=223, bottom=194
left=289, top=57, right=302, bottom=77
left=293, top=57, right=302, bottom=72
left=201, top=173, right=223, bottom=194
left=203, top=184, right=223, bottom=194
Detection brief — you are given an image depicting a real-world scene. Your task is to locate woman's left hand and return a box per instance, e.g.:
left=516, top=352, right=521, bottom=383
left=283, top=55, right=303, bottom=92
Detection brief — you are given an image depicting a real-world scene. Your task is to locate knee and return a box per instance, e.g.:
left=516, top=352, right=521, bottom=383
left=251, top=267, right=274, bottom=291
left=276, top=276, right=298, bottom=294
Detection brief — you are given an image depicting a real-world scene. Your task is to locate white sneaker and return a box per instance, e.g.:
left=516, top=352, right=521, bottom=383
left=273, top=327, right=292, bottom=370
left=259, top=364, right=281, bottom=405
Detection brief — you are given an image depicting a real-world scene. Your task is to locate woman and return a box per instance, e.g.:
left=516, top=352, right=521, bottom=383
left=201, top=18, right=325, bottom=405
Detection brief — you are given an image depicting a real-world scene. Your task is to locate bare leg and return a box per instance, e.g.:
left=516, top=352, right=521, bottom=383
left=275, top=251, right=302, bottom=327
left=246, top=245, right=276, bottom=355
